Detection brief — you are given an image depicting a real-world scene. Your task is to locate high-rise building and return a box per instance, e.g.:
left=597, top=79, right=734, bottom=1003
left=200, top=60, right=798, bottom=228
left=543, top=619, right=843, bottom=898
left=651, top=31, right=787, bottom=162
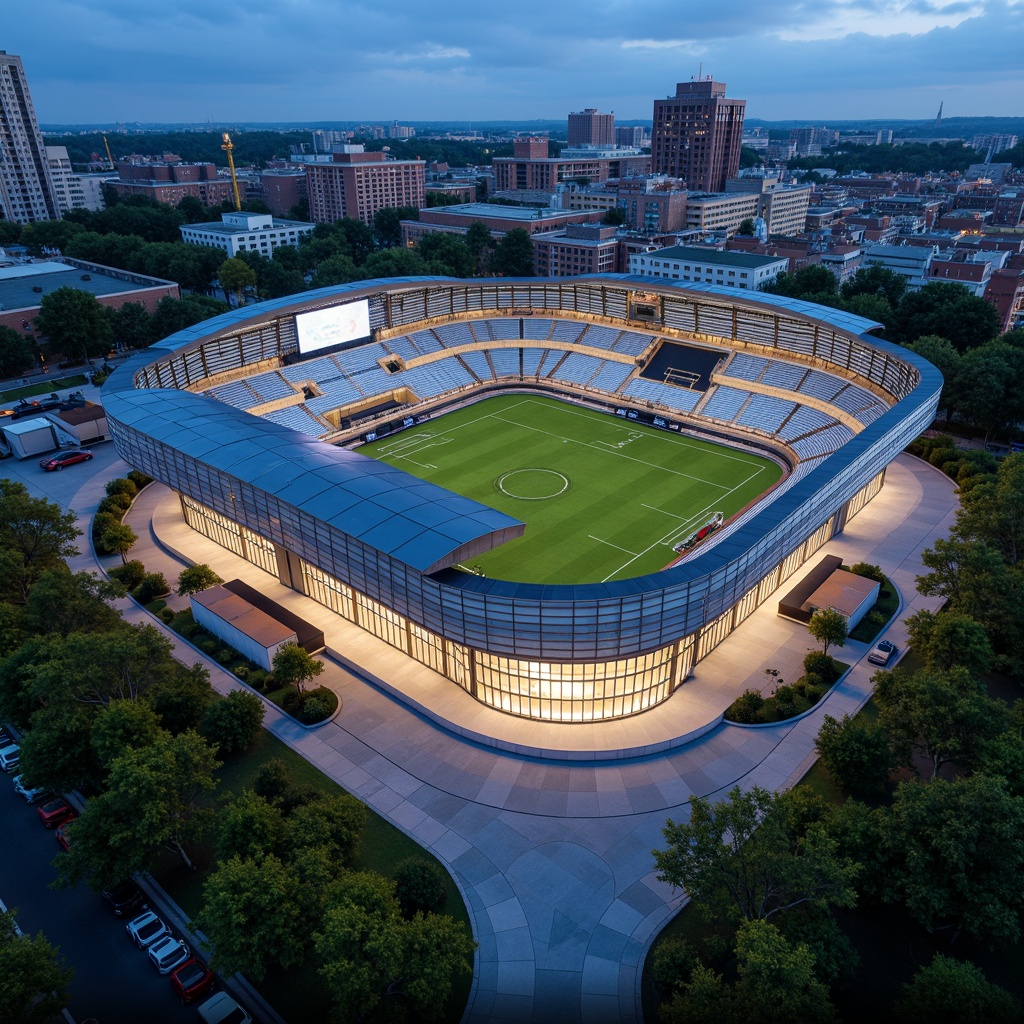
left=615, top=125, right=649, bottom=149
left=304, top=145, right=425, bottom=225
left=0, top=51, right=61, bottom=224
left=652, top=79, right=746, bottom=192
left=46, top=146, right=86, bottom=214
left=567, top=108, right=615, bottom=147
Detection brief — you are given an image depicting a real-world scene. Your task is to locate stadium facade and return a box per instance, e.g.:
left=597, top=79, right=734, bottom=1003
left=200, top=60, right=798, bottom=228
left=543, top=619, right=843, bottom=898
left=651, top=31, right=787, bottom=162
left=103, top=277, right=940, bottom=724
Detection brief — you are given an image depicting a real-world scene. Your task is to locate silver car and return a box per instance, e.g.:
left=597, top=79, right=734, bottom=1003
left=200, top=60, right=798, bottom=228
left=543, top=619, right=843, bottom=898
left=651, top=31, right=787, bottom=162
left=126, top=910, right=169, bottom=949
left=148, top=935, right=190, bottom=974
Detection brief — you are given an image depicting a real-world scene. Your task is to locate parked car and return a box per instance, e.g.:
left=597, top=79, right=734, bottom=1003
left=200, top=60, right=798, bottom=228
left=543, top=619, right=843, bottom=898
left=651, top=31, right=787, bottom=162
left=37, top=798, right=74, bottom=829
left=867, top=638, right=897, bottom=666
left=0, top=743, right=20, bottom=772
left=170, top=957, right=216, bottom=1004
left=102, top=880, right=147, bottom=918
left=13, top=774, right=47, bottom=803
left=39, top=449, right=93, bottom=472
left=54, top=821, right=73, bottom=851
left=126, top=910, right=169, bottom=950
left=148, top=935, right=190, bottom=974
left=196, top=992, right=252, bottom=1024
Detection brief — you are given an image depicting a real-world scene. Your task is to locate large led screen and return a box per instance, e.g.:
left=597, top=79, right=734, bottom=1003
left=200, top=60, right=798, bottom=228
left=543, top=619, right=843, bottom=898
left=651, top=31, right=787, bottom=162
left=295, top=299, right=371, bottom=355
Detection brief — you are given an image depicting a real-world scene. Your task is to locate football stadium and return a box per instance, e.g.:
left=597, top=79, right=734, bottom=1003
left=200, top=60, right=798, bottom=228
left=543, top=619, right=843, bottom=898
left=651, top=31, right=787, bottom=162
left=103, top=276, right=940, bottom=723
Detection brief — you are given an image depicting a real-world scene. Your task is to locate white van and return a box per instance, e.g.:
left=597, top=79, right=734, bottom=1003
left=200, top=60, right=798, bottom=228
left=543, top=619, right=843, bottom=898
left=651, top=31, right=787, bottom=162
left=0, top=743, right=21, bottom=772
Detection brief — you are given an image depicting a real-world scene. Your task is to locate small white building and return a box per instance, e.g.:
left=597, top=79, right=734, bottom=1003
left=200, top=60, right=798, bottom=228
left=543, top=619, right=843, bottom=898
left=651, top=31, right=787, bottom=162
left=179, top=211, right=314, bottom=259
left=629, top=245, right=788, bottom=291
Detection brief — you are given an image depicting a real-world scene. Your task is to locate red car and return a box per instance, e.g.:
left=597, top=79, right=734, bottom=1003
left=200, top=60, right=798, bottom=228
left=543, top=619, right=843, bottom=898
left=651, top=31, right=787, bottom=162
left=39, top=449, right=93, bottom=471
left=54, top=822, right=74, bottom=851
left=37, top=798, right=74, bottom=829
left=170, top=957, right=216, bottom=1004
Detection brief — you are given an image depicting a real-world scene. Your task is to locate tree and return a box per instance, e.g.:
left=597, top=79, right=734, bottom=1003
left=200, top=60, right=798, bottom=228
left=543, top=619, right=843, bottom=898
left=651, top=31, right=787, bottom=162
left=176, top=563, right=222, bottom=596
left=653, top=786, right=857, bottom=925
left=215, top=791, right=284, bottom=863
left=904, top=609, right=994, bottom=674
left=360, top=247, right=427, bottom=278
left=147, top=662, right=215, bottom=735
left=417, top=232, right=474, bottom=278
left=840, top=264, right=907, bottom=308
left=373, top=205, right=419, bottom=248
left=736, top=217, right=756, bottom=236
left=896, top=955, right=1020, bottom=1024
left=309, top=254, right=359, bottom=289
left=394, top=858, right=448, bottom=917
left=285, top=793, right=367, bottom=866
left=955, top=451, right=1024, bottom=567
left=603, top=207, right=628, bottom=226
left=217, top=257, right=257, bottom=306
left=814, top=713, right=894, bottom=798
left=396, top=912, right=476, bottom=1020
left=272, top=643, right=324, bottom=696
left=90, top=698, right=162, bottom=770
left=110, top=301, right=152, bottom=350
left=465, top=221, right=494, bottom=275
left=99, top=522, right=137, bottom=563
left=882, top=775, right=1024, bottom=944
left=200, top=690, right=265, bottom=756
left=34, top=286, right=113, bottom=364
left=489, top=228, right=535, bottom=277
left=808, top=608, right=847, bottom=655
left=952, top=342, right=1024, bottom=442
left=0, top=481, right=81, bottom=603
left=888, top=281, right=1001, bottom=351
left=0, top=324, right=35, bottom=378
left=56, top=729, right=220, bottom=883
left=0, top=219, right=20, bottom=246
left=874, top=666, right=1007, bottom=780
left=0, top=909, right=74, bottom=1024
left=195, top=854, right=308, bottom=980
left=23, top=567, right=123, bottom=637
left=908, top=335, right=960, bottom=422
left=916, top=537, right=1017, bottom=625
left=148, top=294, right=228, bottom=343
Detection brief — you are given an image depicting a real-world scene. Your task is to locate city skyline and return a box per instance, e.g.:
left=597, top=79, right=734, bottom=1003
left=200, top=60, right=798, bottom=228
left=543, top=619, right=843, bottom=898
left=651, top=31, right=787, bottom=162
left=5, top=1, right=1023, bottom=125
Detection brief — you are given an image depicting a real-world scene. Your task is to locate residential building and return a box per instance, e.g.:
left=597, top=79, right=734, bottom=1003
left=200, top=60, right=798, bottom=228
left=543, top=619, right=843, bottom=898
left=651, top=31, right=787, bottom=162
left=725, top=176, right=812, bottom=237
left=971, top=134, right=1019, bottom=157
left=45, top=146, right=86, bottom=214
left=111, top=160, right=235, bottom=206
left=0, top=51, right=61, bottom=224
left=425, top=182, right=477, bottom=205
left=77, top=173, right=117, bottom=211
left=259, top=170, right=307, bottom=217
left=179, top=212, right=314, bottom=259
left=629, top=245, right=787, bottom=290
left=492, top=138, right=649, bottom=192
left=388, top=123, right=416, bottom=139
left=652, top=79, right=746, bottom=192
left=304, top=146, right=425, bottom=225
left=615, top=126, right=649, bottom=149
left=561, top=176, right=687, bottom=233
left=684, top=192, right=758, bottom=236
left=401, top=203, right=603, bottom=246
left=567, top=109, right=615, bottom=147
left=819, top=245, right=862, bottom=283
left=532, top=224, right=620, bottom=277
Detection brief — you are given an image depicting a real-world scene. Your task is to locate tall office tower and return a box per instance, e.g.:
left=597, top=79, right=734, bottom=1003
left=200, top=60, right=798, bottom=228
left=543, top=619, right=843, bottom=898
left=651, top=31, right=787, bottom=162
left=0, top=52, right=61, bottom=224
left=652, top=79, right=746, bottom=192
left=567, top=108, right=615, bottom=147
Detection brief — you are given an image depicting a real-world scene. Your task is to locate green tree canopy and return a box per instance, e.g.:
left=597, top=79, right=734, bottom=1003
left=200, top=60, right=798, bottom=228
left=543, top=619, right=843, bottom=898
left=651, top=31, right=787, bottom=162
left=200, top=689, right=265, bottom=756
left=888, top=280, right=1001, bottom=351
left=0, top=909, right=74, bottom=1024
left=176, top=563, right=222, bottom=596
left=489, top=228, right=536, bottom=277
left=0, top=324, right=36, bottom=378
left=110, top=301, right=152, bottom=350
left=373, top=205, right=419, bottom=248
left=34, top=286, right=113, bottom=363
left=840, top=264, right=907, bottom=308
left=896, top=954, right=1020, bottom=1024
left=272, top=643, right=325, bottom=695
left=904, top=609, right=994, bottom=675
left=217, top=256, right=257, bottom=306
left=814, top=713, right=894, bottom=799
left=653, top=786, right=858, bottom=925
left=907, top=334, right=960, bottom=421
left=808, top=607, right=848, bottom=655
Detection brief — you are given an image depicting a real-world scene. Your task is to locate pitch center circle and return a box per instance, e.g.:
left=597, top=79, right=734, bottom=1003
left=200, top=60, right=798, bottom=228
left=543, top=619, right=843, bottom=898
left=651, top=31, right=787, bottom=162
left=496, top=468, right=570, bottom=501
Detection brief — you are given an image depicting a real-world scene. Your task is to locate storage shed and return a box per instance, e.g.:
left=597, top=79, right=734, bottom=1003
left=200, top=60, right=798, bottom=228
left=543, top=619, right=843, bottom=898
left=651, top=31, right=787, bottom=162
left=190, top=585, right=298, bottom=670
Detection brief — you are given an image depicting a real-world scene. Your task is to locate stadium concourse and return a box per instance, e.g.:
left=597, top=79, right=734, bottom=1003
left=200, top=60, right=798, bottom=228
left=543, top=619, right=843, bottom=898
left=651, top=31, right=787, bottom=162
left=71, top=450, right=956, bottom=1024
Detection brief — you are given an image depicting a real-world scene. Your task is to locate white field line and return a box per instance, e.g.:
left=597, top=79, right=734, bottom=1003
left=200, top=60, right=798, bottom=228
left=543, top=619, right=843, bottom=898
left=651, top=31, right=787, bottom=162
left=587, top=535, right=639, bottom=556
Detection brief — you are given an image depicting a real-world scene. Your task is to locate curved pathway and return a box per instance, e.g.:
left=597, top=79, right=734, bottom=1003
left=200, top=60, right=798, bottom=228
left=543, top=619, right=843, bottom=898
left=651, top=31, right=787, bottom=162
left=46, top=451, right=956, bottom=1024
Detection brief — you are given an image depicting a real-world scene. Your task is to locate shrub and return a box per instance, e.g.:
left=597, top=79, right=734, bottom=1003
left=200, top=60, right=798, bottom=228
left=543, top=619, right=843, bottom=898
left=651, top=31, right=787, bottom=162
left=247, top=669, right=268, bottom=691
left=773, top=685, right=796, bottom=716
left=158, top=607, right=175, bottom=624
left=92, top=511, right=121, bottom=541
left=108, top=559, right=146, bottom=589
left=132, top=572, right=168, bottom=603
left=803, top=651, right=838, bottom=682
left=201, top=690, right=265, bottom=756
left=729, top=688, right=765, bottom=724
left=127, top=470, right=153, bottom=489
left=178, top=621, right=203, bottom=640
left=652, top=937, right=699, bottom=990
left=803, top=671, right=826, bottom=692
left=97, top=493, right=132, bottom=517
left=849, top=562, right=884, bottom=583
left=199, top=638, right=219, bottom=656
left=231, top=663, right=249, bottom=680
left=104, top=477, right=138, bottom=499
left=394, top=858, right=448, bottom=917
left=301, top=696, right=330, bottom=723
left=280, top=688, right=303, bottom=714
left=253, top=759, right=291, bottom=804
left=215, top=646, right=236, bottom=665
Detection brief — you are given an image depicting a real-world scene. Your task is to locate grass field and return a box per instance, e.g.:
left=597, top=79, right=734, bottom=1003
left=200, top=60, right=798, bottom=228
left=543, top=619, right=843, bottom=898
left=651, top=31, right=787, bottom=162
left=360, top=395, right=783, bottom=584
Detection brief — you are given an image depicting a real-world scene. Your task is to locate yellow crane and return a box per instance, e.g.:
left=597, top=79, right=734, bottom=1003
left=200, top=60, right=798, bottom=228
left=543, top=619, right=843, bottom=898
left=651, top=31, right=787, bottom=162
left=221, top=132, right=242, bottom=212
left=102, top=135, right=115, bottom=171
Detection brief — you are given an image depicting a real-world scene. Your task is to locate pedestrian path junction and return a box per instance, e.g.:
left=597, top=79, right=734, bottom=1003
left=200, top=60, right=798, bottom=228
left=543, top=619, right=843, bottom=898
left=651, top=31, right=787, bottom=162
left=53, top=449, right=955, bottom=1024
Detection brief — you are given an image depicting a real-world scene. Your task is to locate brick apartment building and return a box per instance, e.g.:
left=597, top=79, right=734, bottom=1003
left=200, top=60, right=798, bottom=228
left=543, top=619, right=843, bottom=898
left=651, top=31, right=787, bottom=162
left=492, top=139, right=649, bottom=192
left=567, top=109, right=615, bottom=147
left=304, top=146, right=425, bottom=225
left=111, top=160, right=236, bottom=206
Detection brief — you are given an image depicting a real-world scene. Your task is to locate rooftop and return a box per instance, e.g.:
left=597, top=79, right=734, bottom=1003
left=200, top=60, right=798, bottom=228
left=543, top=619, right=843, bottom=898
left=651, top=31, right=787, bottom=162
left=423, top=203, right=582, bottom=222
left=643, top=246, right=789, bottom=269
left=0, top=260, right=173, bottom=312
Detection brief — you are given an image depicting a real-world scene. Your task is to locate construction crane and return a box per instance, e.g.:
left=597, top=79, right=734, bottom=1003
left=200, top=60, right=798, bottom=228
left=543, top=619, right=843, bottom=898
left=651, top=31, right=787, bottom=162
left=221, top=132, right=242, bottom=212
left=102, top=135, right=115, bottom=171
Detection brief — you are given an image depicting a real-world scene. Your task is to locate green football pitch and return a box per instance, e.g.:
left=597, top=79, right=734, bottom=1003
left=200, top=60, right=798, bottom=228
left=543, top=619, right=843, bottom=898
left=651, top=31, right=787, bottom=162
left=360, top=395, right=784, bottom=584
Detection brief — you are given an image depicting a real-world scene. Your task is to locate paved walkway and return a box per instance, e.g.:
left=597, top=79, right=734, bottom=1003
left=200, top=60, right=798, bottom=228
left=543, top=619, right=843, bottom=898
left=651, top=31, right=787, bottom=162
left=54, top=453, right=957, bottom=1024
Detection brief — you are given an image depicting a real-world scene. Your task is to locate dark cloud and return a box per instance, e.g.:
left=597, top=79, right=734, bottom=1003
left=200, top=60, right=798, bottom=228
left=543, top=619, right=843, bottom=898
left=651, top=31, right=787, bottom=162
left=6, top=0, right=1022, bottom=121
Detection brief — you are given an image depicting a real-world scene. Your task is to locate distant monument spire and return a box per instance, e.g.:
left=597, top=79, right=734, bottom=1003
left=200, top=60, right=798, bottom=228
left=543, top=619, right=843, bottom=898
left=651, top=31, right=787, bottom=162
left=935, top=101, right=943, bottom=129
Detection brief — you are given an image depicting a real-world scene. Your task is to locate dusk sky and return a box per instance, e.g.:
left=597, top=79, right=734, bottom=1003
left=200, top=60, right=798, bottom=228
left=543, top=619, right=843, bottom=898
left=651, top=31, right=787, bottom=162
left=6, top=0, right=1023, bottom=125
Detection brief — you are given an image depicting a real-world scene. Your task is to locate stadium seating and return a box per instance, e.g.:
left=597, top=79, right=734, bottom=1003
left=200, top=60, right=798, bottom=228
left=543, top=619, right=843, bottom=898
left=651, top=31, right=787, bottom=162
left=612, top=331, right=656, bottom=357
left=460, top=350, right=495, bottom=382
left=790, top=423, right=855, bottom=460
left=622, top=378, right=702, bottom=413
left=491, top=348, right=522, bottom=377
left=521, top=348, right=546, bottom=375
left=549, top=320, right=588, bottom=344
left=700, top=385, right=751, bottom=422
left=263, top=405, right=329, bottom=436
left=383, top=335, right=421, bottom=361
left=578, top=324, right=621, bottom=351
left=522, top=318, right=554, bottom=340
left=797, top=370, right=845, bottom=402
left=408, top=328, right=445, bottom=354
left=207, top=380, right=259, bottom=409
left=245, top=371, right=295, bottom=403
left=760, top=361, right=807, bottom=390
left=433, top=322, right=477, bottom=347
left=723, top=352, right=769, bottom=382
left=735, top=394, right=798, bottom=436
left=777, top=405, right=835, bottom=441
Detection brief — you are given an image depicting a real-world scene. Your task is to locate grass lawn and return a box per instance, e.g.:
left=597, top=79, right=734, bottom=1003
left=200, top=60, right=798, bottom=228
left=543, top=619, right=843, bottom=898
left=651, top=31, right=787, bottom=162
left=152, top=727, right=473, bottom=1024
left=359, top=394, right=782, bottom=584
left=0, top=374, right=88, bottom=402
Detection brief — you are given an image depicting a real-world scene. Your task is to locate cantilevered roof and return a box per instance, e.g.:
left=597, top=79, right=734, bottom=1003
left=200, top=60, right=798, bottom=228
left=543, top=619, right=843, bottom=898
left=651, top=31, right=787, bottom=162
left=107, top=385, right=524, bottom=574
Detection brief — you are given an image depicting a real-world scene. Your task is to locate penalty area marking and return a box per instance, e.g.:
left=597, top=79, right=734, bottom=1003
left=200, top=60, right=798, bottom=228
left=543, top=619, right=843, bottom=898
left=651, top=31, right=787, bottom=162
left=496, top=468, right=570, bottom=501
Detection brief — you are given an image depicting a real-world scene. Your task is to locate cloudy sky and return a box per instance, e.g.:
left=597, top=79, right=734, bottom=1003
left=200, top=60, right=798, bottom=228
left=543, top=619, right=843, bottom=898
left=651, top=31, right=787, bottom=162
left=6, top=0, right=1023, bottom=124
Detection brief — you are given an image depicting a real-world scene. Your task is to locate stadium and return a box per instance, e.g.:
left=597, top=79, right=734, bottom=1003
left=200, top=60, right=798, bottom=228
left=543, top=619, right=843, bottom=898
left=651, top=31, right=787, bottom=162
left=103, top=276, right=941, bottom=724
